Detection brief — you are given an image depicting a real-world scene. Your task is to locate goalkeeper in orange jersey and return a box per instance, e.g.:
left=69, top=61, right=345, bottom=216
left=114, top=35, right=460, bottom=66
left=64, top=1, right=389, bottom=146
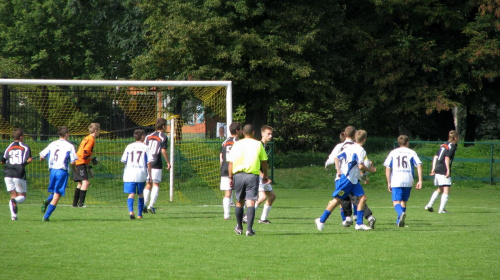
left=72, top=123, right=101, bottom=208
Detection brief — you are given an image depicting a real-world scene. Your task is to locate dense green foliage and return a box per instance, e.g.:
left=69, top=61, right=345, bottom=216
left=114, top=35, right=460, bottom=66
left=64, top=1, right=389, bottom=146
left=1, top=0, right=499, bottom=152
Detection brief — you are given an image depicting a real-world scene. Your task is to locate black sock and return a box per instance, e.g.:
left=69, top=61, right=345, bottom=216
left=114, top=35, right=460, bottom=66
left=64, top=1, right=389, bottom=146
left=73, top=188, right=80, bottom=207
left=246, top=206, right=255, bottom=232
left=79, top=190, right=87, bottom=207
left=235, top=207, right=243, bottom=229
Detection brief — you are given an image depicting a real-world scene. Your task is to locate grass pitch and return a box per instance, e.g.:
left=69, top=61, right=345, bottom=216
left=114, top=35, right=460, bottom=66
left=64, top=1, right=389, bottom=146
left=1, top=167, right=499, bottom=279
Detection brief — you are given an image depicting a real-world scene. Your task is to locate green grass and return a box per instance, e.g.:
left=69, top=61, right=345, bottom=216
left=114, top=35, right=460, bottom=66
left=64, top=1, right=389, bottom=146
left=1, top=164, right=499, bottom=279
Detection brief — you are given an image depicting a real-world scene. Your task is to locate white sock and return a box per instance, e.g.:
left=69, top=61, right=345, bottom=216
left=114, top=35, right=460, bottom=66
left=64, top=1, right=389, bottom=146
left=223, top=197, right=230, bottom=219
left=439, top=194, right=449, bottom=212
left=260, top=205, right=271, bottom=221
left=143, top=189, right=150, bottom=206
left=15, top=196, right=25, bottom=203
left=150, top=186, right=159, bottom=207
left=428, top=191, right=440, bottom=207
left=9, top=200, right=15, bottom=216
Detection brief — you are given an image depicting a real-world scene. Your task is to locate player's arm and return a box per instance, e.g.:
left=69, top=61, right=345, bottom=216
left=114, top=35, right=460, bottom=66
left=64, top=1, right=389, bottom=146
left=161, top=148, right=171, bottom=170
left=430, top=155, right=437, bottom=175
left=415, top=164, right=423, bottom=189
left=147, top=162, right=153, bottom=183
left=334, top=158, right=341, bottom=178
left=261, top=160, right=271, bottom=184
left=359, top=162, right=376, bottom=173
left=444, top=156, right=451, bottom=177
left=26, top=157, right=33, bottom=165
left=385, top=166, right=392, bottom=192
left=228, top=162, right=234, bottom=188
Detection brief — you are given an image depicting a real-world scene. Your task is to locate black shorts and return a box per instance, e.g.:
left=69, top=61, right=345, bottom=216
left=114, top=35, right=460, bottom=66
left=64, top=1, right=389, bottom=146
left=73, top=164, right=89, bottom=182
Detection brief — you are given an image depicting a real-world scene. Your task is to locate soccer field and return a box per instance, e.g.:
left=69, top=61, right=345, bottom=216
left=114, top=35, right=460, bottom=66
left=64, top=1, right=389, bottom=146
left=1, top=182, right=499, bottom=280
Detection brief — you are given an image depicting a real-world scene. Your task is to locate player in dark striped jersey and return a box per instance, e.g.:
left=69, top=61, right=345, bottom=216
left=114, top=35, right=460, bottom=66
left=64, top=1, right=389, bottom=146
left=143, top=118, right=171, bottom=214
left=425, top=130, right=459, bottom=214
left=220, top=122, right=242, bottom=220
left=1, top=128, right=32, bottom=221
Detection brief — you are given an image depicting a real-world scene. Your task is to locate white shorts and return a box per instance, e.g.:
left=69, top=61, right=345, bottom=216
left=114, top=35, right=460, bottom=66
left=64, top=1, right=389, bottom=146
left=434, top=174, right=452, bottom=186
left=220, top=176, right=231, bottom=191
left=5, top=177, right=27, bottom=193
left=259, top=177, right=273, bottom=192
left=147, top=169, right=162, bottom=183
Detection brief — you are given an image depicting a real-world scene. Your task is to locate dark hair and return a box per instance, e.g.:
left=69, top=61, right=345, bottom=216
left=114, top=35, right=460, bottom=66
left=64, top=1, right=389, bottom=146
left=58, top=126, right=69, bottom=137
left=229, top=122, right=242, bottom=135
left=155, top=118, right=167, bottom=130
left=134, top=129, right=145, bottom=141
left=261, top=125, right=273, bottom=133
left=243, top=124, right=255, bottom=136
left=398, top=135, right=409, bottom=146
left=13, top=128, right=23, bottom=140
left=339, top=132, right=346, bottom=143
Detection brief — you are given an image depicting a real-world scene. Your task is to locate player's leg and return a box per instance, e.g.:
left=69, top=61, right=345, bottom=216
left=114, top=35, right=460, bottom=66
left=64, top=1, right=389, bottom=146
left=137, top=182, right=145, bottom=218
left=255, top=191, right=266, bottom=211
left=244, top=175, right=259, bottom=236
left=143, top=182, right=152, bottom=213
left=233, top=174, right=245, bottom=234
left=426, top=176, right=444, bottom=211
left=72, top=181, right=82, bottom=207
left=439, top=186, right=450, bottom=213
left=220, top=176, right=231, bottom=220
left=147, top=169, right=162, bottom=214
left=340, top=197, right=352, bottom=226
left=124, top=182, right=137, bottom=219
left=5, top=178, right=17, bottom=219
left=78, top=179, right=90, bottom=207
left=259, top=190, right=275, bottom=223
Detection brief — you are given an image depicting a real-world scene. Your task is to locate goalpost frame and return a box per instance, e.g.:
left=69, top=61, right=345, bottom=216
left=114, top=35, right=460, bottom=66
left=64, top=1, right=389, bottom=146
left=0, top=78, right=233, bottom=202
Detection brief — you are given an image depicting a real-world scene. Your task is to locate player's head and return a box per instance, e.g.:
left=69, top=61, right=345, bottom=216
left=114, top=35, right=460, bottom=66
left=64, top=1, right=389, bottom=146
left=89, top=123, right=101, bottom=136
left=344, top=126, right=356, bottom=138
left=339, top=132, right=346, bottom=142
left=58, top=126, right=69, bottom=138
left=12, top=128, right=24, bottom=140
left=448, top=130, right=459, bottom=143
left=242, top=124, right=255, bottom=138
left=398, top=135, right=409, bottom=147
left=155, top=118, right=167, bottom=131
left=261, top=125, right=273, bottom=142
left=134, top=129, right=145, bottom=141
left=355, top=129, right=367, bottom=144
left=229, top=122, right=242, bottom=137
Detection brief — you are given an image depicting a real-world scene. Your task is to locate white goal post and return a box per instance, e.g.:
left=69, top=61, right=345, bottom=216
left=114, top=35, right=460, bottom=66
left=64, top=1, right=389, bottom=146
left=0, top=78, right=233, bottom=202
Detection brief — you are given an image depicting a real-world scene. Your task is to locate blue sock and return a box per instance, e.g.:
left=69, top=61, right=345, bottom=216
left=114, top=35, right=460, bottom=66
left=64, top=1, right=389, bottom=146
left=46, top=193, right=54, bottom=203
left=402, top=207, right=407, bottom=212
left=340, top=208, right=346, bottom=221
left=44, top=204, right=56, bottom=219
left=353, top=204, right=358, bottom=216
left=320, top=210, right=332, bottom=223
left=357, top=210, right=364, bottom=225
left=127, top=198, right=134, bottom=213
left=395, top=204, right=404, bottom=217
left=138, top=198, right=144, bottom=216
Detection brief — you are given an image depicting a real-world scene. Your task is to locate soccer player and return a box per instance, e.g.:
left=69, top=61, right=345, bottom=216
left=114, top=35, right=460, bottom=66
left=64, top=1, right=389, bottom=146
left=315, top=129, right=376, bottom=231
left=40, top=126, right=78, bottom=221
left=228, top=124, right=270, bottom=236
left=121, top=129, right=153, bottom=219
left=384, top=135, right=423, bottom=227
left=143, top=118, right=171, bottom=214
left=220, top=122, right=242, bottom=220
left=255, top=125, right=276, bottom=224
left=425, top=130, right=459, bottom=214
left=72, top=123, right=100, bottom=208
left=1, top=128, right=32, bottom=221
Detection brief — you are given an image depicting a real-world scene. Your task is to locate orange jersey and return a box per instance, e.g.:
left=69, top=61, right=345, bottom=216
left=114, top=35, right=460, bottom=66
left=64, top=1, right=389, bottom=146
left=75, top=135, right=96, bottom=165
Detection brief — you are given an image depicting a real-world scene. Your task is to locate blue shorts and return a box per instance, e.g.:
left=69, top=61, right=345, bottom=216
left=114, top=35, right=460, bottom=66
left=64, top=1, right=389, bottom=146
left=332, top=174, right=365, bottom=199
left=48, top=169, right=69, bottom=196
left=123, top=182, right=146, bottom=194
left=392, top=187, right=411, bottom=202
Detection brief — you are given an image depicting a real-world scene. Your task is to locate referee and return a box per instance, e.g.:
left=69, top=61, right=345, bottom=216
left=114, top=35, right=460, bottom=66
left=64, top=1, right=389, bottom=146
left=228, top=124, right=270, bottom=236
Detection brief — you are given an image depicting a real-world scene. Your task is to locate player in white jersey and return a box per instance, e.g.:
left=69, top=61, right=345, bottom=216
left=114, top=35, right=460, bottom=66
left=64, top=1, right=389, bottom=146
left=121, top=129, right=153, bottom=219
left=384, top=135, right=423, bottom=227
left=316, top=129, right=376, bottom=231
left=40, top=126, right=78, bottom=221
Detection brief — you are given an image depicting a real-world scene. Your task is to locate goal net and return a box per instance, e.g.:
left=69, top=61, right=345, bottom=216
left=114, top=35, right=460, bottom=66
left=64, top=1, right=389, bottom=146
left=0, top=79, right=232, bottom=206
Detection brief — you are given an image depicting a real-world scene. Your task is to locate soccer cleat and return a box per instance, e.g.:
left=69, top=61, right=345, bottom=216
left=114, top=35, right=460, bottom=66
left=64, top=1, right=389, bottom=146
left=234, top=226, right=243, bottom=235
left=143, top=205, right=148, bottom=214
left=355, top=224, right=372, bottom=231
left=342, top=217, right=353, bottom=227
left=41, top=200, right=49, bottom=214
left=315, top=218, right=325, bottom=231
left=242, top=215, right=248, bottom=224
left=398, top=212, right=406, bottom=227
left=368, top=216, right=377, bottom=229
left=438, top=209, right=449, bottom=214
left=78, top=204, right=87, bottom=208
left=10, top=198, right=18, bottom=214
left=42, top=217, right=50, bottom=222
left=130, top=213, right=135, bottom=219
left=425, top=205, right=434, bottom=212
left=11, top=216, right=18, bottom=221
left=259, top=219, right=271, bottom=224
left=246, top=230, right=256, bottom=236
left=147, top=206, right=156, bottom=214
left=137, top=216, right=143, bottom=219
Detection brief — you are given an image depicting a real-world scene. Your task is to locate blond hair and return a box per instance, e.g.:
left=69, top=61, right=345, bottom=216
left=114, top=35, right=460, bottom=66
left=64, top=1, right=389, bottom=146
left=89, top=123, right=100, bottom=134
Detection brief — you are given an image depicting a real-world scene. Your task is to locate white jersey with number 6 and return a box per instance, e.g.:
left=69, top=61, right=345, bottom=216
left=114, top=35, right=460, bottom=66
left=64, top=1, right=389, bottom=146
left=384, top=147, right=422, bottom=188
left=39, top=139, right=77, bottom=171
left=121, top=142, right=153, bottom=182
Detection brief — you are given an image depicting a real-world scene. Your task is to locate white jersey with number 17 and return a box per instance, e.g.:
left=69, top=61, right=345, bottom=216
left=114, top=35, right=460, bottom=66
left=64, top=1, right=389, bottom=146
left=121, top=142, right=153, bottom=182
